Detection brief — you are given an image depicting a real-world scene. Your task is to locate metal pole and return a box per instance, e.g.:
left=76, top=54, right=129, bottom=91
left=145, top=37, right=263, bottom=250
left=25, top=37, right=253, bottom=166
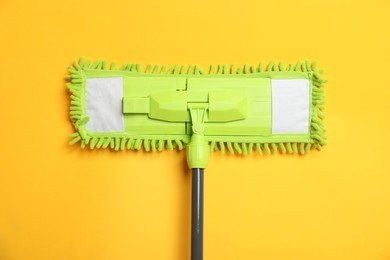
left=191, top=168, right=204, bottom=260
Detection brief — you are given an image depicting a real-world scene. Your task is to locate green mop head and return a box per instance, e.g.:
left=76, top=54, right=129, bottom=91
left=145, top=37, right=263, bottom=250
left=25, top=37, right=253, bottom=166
left=66, top=58, right=326, bottom=167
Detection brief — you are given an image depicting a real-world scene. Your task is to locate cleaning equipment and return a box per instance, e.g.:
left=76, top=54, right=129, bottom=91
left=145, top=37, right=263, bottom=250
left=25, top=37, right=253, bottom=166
left=66, top=58, right=326, bottom=260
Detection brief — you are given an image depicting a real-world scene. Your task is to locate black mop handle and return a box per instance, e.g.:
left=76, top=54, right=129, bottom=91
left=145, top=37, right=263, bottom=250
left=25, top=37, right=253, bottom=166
left=191, top=168, right=204, bottom=260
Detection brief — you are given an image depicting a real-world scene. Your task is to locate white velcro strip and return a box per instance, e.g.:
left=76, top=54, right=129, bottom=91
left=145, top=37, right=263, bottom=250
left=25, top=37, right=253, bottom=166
left=271, top=79, right=310, bottom=134
left=85, top=77, right=124, bottom=132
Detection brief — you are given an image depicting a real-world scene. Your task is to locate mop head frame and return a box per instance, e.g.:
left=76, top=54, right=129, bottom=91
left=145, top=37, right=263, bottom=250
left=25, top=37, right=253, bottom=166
left=67, top=58, right=326, bottom=155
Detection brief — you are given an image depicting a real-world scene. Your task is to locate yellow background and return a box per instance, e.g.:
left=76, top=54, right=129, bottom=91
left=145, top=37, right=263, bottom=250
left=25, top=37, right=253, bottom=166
left=0, top=0, right=390, bottom=259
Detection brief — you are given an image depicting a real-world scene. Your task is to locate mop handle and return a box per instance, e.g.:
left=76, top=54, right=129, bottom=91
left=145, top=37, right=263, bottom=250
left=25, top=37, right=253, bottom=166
left=191, top=168, right=204, bottom=260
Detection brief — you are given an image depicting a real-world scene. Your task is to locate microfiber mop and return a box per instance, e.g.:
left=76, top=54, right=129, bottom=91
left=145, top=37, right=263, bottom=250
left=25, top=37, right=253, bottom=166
left=66, top=58, right=326, bottom=260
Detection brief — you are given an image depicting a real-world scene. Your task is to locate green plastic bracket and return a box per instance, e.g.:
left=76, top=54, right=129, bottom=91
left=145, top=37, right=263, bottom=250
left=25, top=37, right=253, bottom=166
left=123, top=97, right=150, bottom=114
left=208, top=90, right=247, bottom=122
left=149, top=91, right=190, bottom=122
left=123, top=89, right=247, bottom=123
left=186, top=104, right=210, bottom=168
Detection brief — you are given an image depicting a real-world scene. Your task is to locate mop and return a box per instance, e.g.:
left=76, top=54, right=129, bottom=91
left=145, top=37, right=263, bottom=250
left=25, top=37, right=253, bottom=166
left=66, top=58, right=326, bottom=260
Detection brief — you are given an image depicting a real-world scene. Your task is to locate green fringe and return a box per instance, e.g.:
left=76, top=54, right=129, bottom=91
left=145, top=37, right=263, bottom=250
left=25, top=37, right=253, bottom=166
left=68, top=132, right=188, bottom=152
left=209, top=141, right=317, bottom=155
left=67, top=58, right=326, bottom=154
